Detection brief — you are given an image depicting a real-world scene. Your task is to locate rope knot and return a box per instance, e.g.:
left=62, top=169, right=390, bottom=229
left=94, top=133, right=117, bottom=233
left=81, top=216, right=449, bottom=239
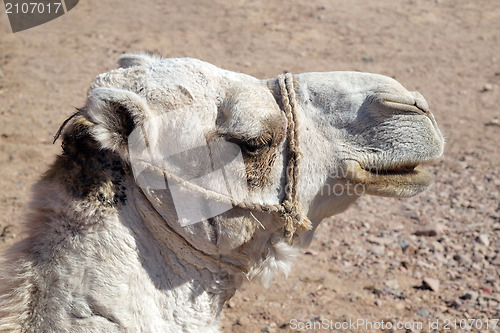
left=281, top=200, right=313, bottom=244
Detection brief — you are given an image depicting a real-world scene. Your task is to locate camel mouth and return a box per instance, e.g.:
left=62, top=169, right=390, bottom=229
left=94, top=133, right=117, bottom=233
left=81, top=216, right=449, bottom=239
left=362, top=163, right=419, bottom=176
left=343, top=160, right=435, bottom=197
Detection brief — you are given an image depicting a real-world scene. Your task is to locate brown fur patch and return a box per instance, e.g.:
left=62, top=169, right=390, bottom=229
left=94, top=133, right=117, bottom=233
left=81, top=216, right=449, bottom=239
left=223, top=114, right=285, bottom=189
left=44, top=116, right=127, bottom=207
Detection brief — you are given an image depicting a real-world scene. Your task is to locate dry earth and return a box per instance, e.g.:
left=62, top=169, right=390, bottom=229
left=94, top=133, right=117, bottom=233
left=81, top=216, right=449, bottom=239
left=0, top=1, right=499, bottom=332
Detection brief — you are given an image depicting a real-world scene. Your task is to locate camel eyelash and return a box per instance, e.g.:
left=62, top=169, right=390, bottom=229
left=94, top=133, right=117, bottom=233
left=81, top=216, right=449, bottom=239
left=240, top=134, right=273, bottom=154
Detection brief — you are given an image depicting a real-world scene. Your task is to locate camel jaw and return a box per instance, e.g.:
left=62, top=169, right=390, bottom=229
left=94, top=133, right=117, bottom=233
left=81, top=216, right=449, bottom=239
left=343, top=160, right=435, bottom=197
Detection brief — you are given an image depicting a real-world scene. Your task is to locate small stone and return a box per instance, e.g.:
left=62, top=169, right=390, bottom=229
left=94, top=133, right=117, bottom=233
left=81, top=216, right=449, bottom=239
left=385, top=279, right=400, bottom=290
left=367, top=236, right=393, bottom=245
left=477, top=233, right=490, bottom=247
left=430, top=240, right=444, bottom=253
left=481, top=83, right=493, bottom=92
left=481, top=287, right=492, bottom=295
left=472, top=253, right=484, bottom=263
left=369, top=245, right=385, bottom=256
left=362, top=55, right=374, bottom=62
left=375, top=299, right=382, bottom=306
left=304, top=249, right=318, bottom=256
left=404, top=244, right=418, bottom=255
left=422, top=277, right=440, bottom=292
left=399, top=239, right=410, bottom=251
left=237, top=316, right=250, bottom=326
left=414, top=223, right=443, bottom=237
left=460, top=290, right=479, bottom=302
left=416, top=309, right=430, bottom=317
left=226, top=300, right=236, bottom=308
left=446, top=299, right=461, bottom=308
left=453, top=253, right=472, bottom=266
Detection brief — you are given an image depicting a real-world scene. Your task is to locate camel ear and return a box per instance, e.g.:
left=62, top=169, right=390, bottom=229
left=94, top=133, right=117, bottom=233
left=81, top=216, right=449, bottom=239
left=84, top=87, right=153, bottom=156
left=118, top=53, right=159, bottom=68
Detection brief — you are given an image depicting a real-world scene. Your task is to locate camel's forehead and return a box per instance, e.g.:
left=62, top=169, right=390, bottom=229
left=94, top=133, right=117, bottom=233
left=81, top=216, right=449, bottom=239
left=90, top=57, right=262, bottom=107
left=91, top=58, right=222, bottom=90
left=297, top=71, right=410, bottom=96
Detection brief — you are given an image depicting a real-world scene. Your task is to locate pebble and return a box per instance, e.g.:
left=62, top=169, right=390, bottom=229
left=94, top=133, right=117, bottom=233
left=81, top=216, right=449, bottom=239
left=481, top=287, right=492, bottom=294
left=477, top=233, right=490, bottom=247
left=399, top=239, right=410, bottom=251
left=472, top=253, right=484, bottom=263
left=416, top=308, right=430, bottom=317
left=237, top=316, right=250, bottom=326
left=260, top=326, right=271, bottom=333
left=453, top=253, right=472, bottom=266
left=423, top=277, right=440, bottom=292
left=401, top=260, right=411, bottom=269
left=485, top=118, right=500, bottom=127
left=385, top=279, right=399, bottom=290
left=482, top=83, right=493, bottom=92
left=369, top=245, right=385, bottom=256
left=460, top=290, right=479, bottom=302
left=430, top=240, right=444, bottom=253
left=304, top=249, right=318, bottom=256
left=478, top=297, right=487, bottom=306
left=404, top=244, right=418, bottom=255
left=414, top=223, right=443, bottom=237
left=367, top=236, right=393, bottom=245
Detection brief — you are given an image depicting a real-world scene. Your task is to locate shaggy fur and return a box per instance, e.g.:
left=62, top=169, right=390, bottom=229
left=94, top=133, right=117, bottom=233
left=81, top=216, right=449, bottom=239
left=0, top=54, right=443, bottom=332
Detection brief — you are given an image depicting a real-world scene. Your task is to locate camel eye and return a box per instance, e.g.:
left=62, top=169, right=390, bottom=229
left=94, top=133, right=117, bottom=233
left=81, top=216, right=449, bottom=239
left=240, top=135, right=272, bottom=155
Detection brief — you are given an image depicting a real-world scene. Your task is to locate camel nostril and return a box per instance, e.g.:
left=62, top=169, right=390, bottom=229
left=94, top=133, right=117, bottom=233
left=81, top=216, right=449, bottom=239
left=414, top=101, right=428, bottom=114
left=412, top=92, right=431, bottom=114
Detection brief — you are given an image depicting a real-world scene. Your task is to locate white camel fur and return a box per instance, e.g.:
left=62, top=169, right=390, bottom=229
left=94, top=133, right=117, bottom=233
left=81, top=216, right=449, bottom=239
left=0, top=54, right=444, bottom=332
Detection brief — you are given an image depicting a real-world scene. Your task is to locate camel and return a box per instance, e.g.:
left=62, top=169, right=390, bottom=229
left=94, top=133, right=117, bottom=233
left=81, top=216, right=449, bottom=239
left=0, top=54, right=444, bottom=332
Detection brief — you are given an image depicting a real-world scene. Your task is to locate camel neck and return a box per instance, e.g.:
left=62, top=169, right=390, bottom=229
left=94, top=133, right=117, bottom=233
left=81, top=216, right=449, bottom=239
left=113, top=184, right=239, bottom=331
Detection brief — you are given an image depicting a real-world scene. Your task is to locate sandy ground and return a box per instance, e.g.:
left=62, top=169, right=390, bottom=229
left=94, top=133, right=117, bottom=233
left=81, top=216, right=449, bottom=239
left=0, top=1, right=499, bottom=332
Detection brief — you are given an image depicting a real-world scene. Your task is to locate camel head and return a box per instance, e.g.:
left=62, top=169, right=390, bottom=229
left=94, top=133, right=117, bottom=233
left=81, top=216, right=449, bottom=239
left=78, top=53, right=443, bottom=280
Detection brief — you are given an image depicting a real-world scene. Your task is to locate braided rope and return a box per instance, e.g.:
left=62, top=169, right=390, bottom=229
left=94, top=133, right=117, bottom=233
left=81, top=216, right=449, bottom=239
left=276, top=73, right=313, bottom=243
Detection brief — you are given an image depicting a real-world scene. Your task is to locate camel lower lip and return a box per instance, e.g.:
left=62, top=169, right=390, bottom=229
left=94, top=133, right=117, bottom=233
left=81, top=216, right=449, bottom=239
left=343, top=161, right=434, bottom=197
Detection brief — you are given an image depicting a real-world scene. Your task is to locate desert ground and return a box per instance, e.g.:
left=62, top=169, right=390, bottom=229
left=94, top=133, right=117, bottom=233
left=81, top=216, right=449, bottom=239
left=0, top=0, right=499, bottom=332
